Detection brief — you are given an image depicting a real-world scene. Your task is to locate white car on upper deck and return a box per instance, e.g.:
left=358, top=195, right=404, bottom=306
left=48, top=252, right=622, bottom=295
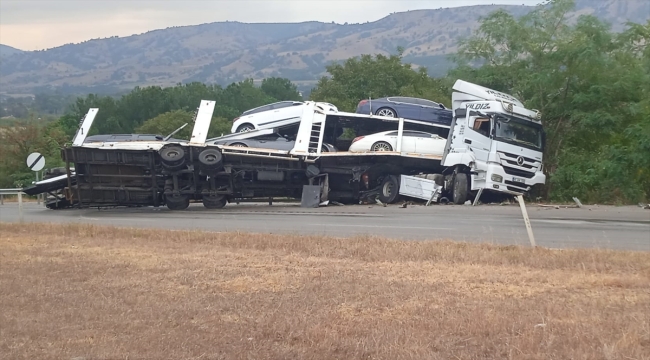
left=231, top=101, right=338, bottom=133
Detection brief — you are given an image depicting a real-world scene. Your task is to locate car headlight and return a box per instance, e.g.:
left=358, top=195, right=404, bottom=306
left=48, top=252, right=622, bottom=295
left=491, top=174, right=503, bottom=183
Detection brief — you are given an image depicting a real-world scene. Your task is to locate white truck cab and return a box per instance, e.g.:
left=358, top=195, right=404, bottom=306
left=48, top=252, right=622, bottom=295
left=441, top=80, right=546, bottom=203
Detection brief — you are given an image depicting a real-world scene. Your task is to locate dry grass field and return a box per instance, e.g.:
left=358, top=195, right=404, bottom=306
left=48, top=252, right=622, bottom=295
left=1, top=222, right=649, bottom=359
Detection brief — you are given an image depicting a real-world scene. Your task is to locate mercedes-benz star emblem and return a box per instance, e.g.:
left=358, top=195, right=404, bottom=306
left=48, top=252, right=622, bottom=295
left=516, top=156, right=525, bottom=166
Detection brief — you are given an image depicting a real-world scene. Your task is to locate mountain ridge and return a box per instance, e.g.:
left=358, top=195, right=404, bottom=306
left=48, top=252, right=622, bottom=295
left=1, top=0, right=648, bottom=95
left=0, top=44, right=24, bottom=58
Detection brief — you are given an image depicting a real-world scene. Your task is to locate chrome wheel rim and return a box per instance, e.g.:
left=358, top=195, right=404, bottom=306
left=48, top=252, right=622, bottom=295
left=372, top=142, right=391, bottom=151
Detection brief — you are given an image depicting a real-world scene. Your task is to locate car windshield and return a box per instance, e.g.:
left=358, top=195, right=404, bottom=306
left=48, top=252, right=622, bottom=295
left=493, top=114, right=543, bottom=151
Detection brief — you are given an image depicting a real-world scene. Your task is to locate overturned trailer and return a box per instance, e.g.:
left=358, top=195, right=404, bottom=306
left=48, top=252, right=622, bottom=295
left=30, top=80, right=546, bottom=210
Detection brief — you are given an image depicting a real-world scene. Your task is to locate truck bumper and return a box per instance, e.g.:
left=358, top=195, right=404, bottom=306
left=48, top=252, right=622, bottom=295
left=484, top=163, right=545, bottom=194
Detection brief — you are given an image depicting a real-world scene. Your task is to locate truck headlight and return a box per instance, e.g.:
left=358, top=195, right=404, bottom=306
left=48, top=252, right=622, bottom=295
left=491, top=174, right=503, bottom=183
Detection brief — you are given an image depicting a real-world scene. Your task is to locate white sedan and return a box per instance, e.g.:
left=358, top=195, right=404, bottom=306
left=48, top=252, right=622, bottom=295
left=348, top=130, right=447, bottom=155
left=231, top=101, right=338, bottom=133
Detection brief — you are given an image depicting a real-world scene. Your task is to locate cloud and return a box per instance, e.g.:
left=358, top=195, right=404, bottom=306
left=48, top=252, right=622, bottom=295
left=0, top=0, right=541, bottom=50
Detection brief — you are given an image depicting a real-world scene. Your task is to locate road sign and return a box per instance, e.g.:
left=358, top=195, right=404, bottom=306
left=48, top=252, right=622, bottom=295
left=26, top=152, right=45, bottom=172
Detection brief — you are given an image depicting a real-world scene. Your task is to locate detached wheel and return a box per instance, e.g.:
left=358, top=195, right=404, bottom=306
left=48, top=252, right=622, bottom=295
left=160, top=145, right=186, bottom=171
left=452, top=172, right=469, bottom=205
left=371, top=141, right=393, bottom=152
left=166, top=195, right=190, bottom=210
left=378, top=175, right=400, bottom=204
left=203, top=195, right=227, bottom=209
left=198, top=148, right=223, bottom=171
left=376, top=107, right=397, bottom=117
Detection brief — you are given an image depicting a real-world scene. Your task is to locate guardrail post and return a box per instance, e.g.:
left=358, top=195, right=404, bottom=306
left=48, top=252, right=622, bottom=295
left=0, top=194, right=3, bottom=205
left=18, top=192, right=24, bottom=223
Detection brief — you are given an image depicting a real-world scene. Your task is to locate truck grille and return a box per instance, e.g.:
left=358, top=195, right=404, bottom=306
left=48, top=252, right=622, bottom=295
left=498, top=151, right=540, bottom=179
left=503, top=166, right=536, bottom=179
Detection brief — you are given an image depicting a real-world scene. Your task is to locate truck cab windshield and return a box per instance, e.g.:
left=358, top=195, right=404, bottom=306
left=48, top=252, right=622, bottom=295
left=493, top=114, right=543, bottom=151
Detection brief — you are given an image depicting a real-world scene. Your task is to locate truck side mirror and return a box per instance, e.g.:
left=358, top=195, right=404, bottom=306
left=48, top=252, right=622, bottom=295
left=454, top=108, right=467, bottom=118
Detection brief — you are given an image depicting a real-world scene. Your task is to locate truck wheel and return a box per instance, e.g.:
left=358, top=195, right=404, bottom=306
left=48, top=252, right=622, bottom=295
left=378, top=175, right=400, bottom=204
left=203, top=195, right=227, bottom=209
left=198, top=148, right=223, bottom=170
left=165, top=195, right=190, bottom=210
left=160, top=146, right=186, bottom=171
left=452, top=173, right=469, bottom=204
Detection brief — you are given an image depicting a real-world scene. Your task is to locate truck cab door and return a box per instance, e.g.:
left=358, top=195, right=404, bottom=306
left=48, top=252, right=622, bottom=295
left=465, top=116, right=492, bottom=164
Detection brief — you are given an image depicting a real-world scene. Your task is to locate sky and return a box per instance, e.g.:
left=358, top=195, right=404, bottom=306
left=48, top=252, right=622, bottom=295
left=0, top=0, right=543, bottom=51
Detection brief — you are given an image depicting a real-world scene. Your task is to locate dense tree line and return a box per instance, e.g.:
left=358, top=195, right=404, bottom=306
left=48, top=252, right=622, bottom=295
left=310, top=0, right=649, bottom=204
left=1, top=0, right=647, bottom=204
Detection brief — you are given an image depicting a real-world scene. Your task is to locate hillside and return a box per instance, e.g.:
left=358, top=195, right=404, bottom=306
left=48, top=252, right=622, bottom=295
left=0, top=44, right=23, bottom=58
left=0, top=0, right=647, bottom=95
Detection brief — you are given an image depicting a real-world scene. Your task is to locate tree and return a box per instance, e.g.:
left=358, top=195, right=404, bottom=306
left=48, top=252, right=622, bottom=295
left=261, top=77, right=302, bottom=101
left=309, top=52, right=449, bottom=112
left=136, top=110, right=234, bottom=140
left=136, top=110, right=195, bottom=139
left=218, top=78, right=276, bottom=114
left=0, top=122, right=66, bottom=188
left=451, top=0, right=649, bottom=203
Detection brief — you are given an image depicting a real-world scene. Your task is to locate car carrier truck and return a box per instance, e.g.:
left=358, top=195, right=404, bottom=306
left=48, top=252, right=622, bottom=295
left=426, top=80, right=546, bottom=204
left=23, top=80, right=546, bottom=209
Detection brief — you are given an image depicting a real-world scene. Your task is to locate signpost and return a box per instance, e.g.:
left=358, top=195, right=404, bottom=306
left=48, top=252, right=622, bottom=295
left=26, top=152, right=45, bottom=205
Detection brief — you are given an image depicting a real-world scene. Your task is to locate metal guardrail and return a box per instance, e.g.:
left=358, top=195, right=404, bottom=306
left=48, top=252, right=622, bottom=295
left=0, top=188, right=26, bottom=222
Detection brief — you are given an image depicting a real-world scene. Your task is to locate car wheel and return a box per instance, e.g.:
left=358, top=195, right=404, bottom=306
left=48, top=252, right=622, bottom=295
left=236, top=124, right=255, bottom=132
left=376, top=107, right=397, bottom=117
left=371, top=141, right=393, bottom=152
left=230, top=142, right=248, bottom=148
left=378, top=175, right=400, bottom=204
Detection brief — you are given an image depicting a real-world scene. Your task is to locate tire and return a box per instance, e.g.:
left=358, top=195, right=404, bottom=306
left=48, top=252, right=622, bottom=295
left=160, top=146, right=186, bottom=171
left=203, top=195, right=227, bottom=209
left=165, top=195, right=190, bottom=210
left=376, top=107, right=397, bottom=117
left=378, top=175, right=400, bottom=204
left=230, top=142, right=248, bottom=148
left=371, top=141, right=393, bottom=152
left=452, top=172, right=469, bottom=205
left=236, top=124, right=255, bottom=133
left=198, top=148, right=223, bottom=170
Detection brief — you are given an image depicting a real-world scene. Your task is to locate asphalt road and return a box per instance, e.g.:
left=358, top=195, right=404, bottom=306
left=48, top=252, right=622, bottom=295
left=1, top=202, right=648, bottom=251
